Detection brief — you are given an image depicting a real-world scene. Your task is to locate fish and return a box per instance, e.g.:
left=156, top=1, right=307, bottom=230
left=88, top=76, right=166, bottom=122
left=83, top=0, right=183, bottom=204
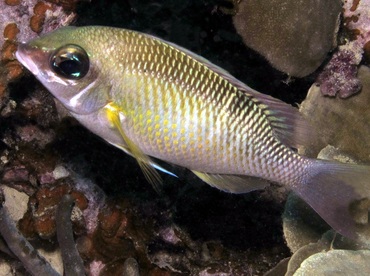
left=15, top=26, right=370, bottom=242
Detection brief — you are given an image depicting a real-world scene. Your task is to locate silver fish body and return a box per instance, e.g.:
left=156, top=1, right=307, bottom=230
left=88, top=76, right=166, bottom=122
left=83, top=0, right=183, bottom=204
left=16, top=26, right=370, bottom=242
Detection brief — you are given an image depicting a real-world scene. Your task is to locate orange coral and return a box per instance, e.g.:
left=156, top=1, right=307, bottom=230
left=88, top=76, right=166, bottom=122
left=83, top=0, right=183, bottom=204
left=5, top=60, right=23, bottom=81
left=19, top=183, right=89, bottom=239
left=350, top=0, right=361, bottom=11
left=0, top=83, right=6, bottom=97
left=1, top=23, right=23, bottom=92
left=0, top=40, right=23, bottom=84
left=4, top=0, right=21, bottom=6
left=3, top=23, right=20, bottom=41
left=1, top=41, right=17, bottom=62
left=30, top=2, right=52, bottom=33
left=34, top=1, right=52, bottom=14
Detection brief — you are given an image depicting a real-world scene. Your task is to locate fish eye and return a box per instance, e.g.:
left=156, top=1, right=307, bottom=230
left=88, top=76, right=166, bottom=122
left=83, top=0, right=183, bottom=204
left=50, top=44, right=89, bottom=80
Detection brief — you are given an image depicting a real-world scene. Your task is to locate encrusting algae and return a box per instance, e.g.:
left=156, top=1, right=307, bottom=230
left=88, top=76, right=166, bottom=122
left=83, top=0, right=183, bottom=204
left=15, top=26, right=370, bottom=243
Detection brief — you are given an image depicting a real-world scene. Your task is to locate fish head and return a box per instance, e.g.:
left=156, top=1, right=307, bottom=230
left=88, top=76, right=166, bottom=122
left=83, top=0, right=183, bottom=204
left=16, top=26, right=110, bottom=115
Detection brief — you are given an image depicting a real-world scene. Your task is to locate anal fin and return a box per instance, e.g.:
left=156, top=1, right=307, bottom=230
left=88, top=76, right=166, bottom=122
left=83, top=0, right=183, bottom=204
left=192, top=171, right=269, bottom=194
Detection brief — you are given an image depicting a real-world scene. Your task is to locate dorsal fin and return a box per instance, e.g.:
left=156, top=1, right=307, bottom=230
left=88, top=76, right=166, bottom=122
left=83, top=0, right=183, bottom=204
left=215, top=72, right=314, bottom=149
left=246, top=89, right=314, bottom=148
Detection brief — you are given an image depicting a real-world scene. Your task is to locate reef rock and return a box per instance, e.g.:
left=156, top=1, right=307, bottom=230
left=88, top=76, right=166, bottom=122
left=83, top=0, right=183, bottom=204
left=300, top=65, right=370, bottom=161
left=282, top=193, right=330, bottom=253
left=294, top=250, right=370, bottom=275
left=232, top=0, right=341, bottom=77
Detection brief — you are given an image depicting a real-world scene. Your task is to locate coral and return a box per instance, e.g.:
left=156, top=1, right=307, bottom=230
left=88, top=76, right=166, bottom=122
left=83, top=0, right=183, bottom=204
left=315, top=41, right=363, bottom=98
left=1, top=22, right=23, bottom=99
left=1, top=165, right=36, bottom=196
left=232, top=0, right=341, bottom=77
left=30, top=2, right=53, bottom=34
left=5, top=0, right=21, bottom=6
left=2, top=165, right=29, bottom=183
left=268, top=66, right=370, bottom=275
left=300, top=66, right=370, bottom=162
left=316, top=0, right=370, bottom=97
left=99, top=257, right=141, bottom=275
left=122, top=258, right=140, bottom=276
left=0, top=188, right=60, bottom=276
left=91, top=201, right=140, bottom=261
left=294, top=250, right=370, bottom=275
left=19, top=183, right=88, bottom=239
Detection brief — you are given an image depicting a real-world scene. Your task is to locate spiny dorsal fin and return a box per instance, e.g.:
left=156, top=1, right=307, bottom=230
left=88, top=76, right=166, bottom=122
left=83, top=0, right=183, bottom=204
left=105, top=103, right=163, bottom=193
left=192, top=171, right=269, bottom=194
left=215, top=73, right=314, bottom=149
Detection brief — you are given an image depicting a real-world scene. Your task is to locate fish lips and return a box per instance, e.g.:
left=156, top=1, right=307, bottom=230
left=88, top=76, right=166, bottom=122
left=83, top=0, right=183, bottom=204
left=16, top=43, right=50, bottom=77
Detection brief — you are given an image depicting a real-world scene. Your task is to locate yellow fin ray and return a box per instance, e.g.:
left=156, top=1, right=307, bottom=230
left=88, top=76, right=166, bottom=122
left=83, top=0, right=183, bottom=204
left=105, top=103, right=163, bottom=193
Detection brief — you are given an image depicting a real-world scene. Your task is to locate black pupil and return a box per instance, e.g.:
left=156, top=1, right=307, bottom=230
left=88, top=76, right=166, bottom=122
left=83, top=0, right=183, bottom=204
left=51, top=45, right=89, bottom=80
left=58, top=58, right=83, bottom=78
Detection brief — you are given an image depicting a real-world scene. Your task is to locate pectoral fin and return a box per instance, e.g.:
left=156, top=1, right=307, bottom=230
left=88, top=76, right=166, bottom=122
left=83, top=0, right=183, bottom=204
left=192, top=171, right=269, bottom=193
left=111, top=142, right=178, bottom=178
left=105, top=103, right=163, bottom=192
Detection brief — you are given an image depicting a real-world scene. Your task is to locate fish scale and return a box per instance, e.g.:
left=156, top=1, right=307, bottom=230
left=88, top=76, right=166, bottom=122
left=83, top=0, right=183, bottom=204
left=16, top=26, right=370, bottom=241
left=112, top=30, right=302, bottom=182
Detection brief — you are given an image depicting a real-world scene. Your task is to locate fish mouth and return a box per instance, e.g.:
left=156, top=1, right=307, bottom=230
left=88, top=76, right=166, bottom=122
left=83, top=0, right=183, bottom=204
left=16, top=43, right=50, bottom=76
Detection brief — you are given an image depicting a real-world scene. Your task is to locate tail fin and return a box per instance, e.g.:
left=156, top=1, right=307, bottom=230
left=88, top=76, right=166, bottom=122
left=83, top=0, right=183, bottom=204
left=292, top=159, right=370, bottom=243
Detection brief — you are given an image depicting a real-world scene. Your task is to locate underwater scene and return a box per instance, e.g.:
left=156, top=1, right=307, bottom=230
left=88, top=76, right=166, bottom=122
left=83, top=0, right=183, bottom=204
left=1, top=0, right=370, bottom=275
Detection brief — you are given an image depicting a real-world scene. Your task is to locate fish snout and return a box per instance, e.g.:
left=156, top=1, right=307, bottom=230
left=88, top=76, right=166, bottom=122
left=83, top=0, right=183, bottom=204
left=16, top=43, right=50, bottom=76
